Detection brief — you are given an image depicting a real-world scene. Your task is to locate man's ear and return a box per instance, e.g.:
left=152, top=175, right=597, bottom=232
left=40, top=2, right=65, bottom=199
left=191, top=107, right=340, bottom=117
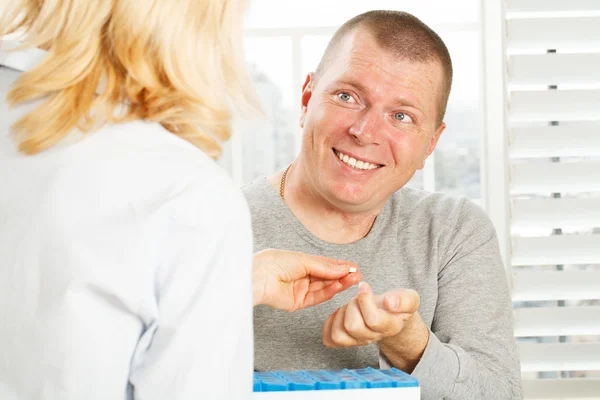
left=299, top=73, right=314, bottom=128
left=418, top=122, right=446, bottom=170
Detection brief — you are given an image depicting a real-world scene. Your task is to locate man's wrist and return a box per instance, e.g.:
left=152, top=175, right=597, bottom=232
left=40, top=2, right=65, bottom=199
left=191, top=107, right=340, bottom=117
left=378, top=312, right=429, bottom=373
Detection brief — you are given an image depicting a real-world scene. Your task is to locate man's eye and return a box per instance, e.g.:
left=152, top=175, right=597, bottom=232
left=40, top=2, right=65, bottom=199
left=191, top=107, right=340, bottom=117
left=338, top=92, right=353, bottom=102
left=394, top=112, right=413, bottom=123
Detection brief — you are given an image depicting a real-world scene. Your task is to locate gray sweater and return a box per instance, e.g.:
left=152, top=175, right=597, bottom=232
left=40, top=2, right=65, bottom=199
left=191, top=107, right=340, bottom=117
left=244, top=178, right=523, bottom=399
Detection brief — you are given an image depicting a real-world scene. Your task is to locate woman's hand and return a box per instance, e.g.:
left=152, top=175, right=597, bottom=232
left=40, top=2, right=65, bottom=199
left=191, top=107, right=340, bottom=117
left=252, top=249, right=362, bottom=312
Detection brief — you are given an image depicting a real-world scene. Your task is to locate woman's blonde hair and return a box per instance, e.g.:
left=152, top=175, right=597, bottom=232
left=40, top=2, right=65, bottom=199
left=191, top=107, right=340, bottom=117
left=0, top=0, right=259, bottom=157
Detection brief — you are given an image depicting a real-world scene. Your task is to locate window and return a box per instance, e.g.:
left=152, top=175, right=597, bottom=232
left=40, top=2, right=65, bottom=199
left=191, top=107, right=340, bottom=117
left=483, top=1, right=600, bottom=397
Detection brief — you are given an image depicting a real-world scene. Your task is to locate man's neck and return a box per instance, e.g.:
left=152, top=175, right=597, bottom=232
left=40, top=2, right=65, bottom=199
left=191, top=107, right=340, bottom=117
left=269, top=164, right=383, bottom=245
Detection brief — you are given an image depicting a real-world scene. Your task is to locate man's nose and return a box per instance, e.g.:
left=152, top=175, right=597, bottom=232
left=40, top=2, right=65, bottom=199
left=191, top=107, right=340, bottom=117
left=348, top=109, right=383, bottom=145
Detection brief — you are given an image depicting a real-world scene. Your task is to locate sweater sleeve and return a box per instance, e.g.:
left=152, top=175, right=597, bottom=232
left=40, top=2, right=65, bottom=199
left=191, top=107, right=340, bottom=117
left=381, top=199, right=523, bottom=400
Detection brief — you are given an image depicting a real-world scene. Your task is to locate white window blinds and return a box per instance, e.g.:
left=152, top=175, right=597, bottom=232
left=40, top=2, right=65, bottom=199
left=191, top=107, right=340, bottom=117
left=505, top=0, right=600, bottom=398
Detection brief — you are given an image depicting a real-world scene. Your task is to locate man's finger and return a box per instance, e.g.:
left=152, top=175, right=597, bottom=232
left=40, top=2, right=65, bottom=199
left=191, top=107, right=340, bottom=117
left=327, top=305, right=357, bottom=348
left=357, top=282, right=389, bottom=333
left=383, top=289, right=421, bottom=314
left=322, top=308, right=338, bottom=347
left=344, top=297, right=379, bottom=343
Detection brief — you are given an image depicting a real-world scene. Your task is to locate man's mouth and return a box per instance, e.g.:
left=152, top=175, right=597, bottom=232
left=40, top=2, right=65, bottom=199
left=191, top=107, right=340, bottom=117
left=333, top=149, right=382, bottom=171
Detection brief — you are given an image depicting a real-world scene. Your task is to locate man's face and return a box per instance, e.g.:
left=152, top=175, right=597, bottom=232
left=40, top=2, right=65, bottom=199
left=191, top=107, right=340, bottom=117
left=299, top=29, right=446, bottom=213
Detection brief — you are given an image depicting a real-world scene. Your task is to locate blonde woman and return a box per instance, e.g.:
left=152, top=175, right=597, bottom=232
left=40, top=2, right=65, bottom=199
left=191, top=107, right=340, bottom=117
left=0, top=1, right=361, bottom=399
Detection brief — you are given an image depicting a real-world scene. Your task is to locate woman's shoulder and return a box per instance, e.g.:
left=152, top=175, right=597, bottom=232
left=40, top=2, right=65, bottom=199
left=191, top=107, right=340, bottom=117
left=99, top=121, right=244, bottom=206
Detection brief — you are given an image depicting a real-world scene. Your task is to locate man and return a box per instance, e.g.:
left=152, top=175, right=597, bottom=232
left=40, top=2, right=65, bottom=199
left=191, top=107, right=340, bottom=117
left=245, top=9, right=522, bottom=400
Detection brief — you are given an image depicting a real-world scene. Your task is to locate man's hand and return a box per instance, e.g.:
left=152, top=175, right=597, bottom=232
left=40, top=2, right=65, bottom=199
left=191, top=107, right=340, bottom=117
left=253, top=249, right=362, bottom=312
left=322, top=282, right=420, bottom=348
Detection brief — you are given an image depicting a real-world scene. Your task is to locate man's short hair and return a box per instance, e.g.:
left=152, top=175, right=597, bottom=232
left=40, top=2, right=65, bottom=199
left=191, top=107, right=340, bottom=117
left=315, top=10, right=453, bottom=127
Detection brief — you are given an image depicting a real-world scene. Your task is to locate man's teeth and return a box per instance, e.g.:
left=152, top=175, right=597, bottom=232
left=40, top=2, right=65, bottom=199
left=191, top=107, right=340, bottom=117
left=335, top=150, right=379, bottom=170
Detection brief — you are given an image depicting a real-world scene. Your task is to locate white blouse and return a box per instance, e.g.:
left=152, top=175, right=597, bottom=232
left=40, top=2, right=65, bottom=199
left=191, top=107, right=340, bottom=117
left=0, top=43, right=254, bottom=400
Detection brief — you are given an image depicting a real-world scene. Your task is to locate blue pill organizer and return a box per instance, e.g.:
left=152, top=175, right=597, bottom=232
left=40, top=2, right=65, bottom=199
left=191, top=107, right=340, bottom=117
left=253, top=367, right=420, bottom=399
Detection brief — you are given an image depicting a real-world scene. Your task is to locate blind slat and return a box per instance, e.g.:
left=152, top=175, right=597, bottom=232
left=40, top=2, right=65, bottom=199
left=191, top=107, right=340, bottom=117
left=508, top=0, right=600, bottom=13
left=520, top=342, right=600, bottom=372
left=512, top=271, right=600, bottom=301
left=514, top=306, right=600, bottom=337
left=509, top=90, right=600, bottom=122
left=508, top=17, right=600, bottom=50
left=510, top=123, right=600, bottom=158
left=505, top=3, right=600, bottom=397
left=511, top=162, right=600, bottom=194
left=509, top=53, right=600, bottom=86
left=511, top=198, right=600, bottom=230
left=512, top=235, right=600, bottom=266
left=523, top=378, right=600, bottom=399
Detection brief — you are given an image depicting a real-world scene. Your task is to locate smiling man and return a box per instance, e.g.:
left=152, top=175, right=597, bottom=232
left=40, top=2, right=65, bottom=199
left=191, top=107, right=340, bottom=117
left=244, top=10, right=522, bottom=400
